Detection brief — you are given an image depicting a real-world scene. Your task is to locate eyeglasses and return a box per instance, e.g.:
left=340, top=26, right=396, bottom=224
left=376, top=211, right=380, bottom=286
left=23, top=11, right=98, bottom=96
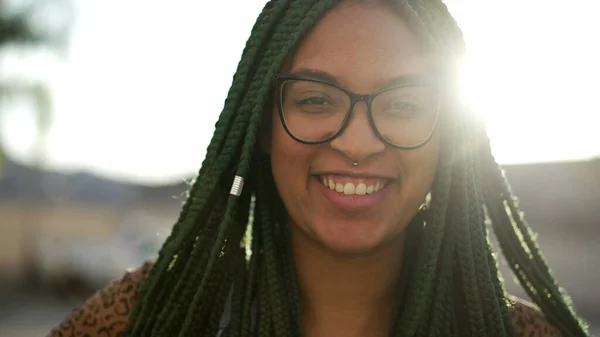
left=274, top=74, right=441, bottom=149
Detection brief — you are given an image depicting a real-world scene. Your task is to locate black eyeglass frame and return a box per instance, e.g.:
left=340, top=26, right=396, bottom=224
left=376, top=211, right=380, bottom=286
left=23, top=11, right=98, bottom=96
left=273, top=73, right=442, bottom=150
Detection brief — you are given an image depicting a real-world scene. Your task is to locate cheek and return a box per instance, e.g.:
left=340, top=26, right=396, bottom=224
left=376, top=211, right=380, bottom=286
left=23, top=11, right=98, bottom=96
left=270, top=114, right=315, bottom=200
left=413, top=139, right=439, bottom=177
left=399, top=133, right=440, bottom=201
left=271, top=114, right=313, bottom=165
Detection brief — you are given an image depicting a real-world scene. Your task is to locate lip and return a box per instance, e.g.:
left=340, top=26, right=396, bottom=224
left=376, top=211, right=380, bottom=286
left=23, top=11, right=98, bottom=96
left=312, top=176, right=393, bottom=212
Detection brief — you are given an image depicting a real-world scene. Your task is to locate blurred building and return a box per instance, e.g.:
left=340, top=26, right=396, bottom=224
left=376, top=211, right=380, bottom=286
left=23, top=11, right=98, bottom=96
left=0, top=157, right=598, bottom=321
left=0, top=159, right=184, bottom=292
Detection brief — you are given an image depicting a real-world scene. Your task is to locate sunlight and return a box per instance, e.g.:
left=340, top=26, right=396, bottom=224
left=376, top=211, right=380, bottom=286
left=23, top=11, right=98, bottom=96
left=1, top=0, right=598, bottom=184
left=461, top=53, right=600, bottom=164
left=457, top=0, right=600, bottom=164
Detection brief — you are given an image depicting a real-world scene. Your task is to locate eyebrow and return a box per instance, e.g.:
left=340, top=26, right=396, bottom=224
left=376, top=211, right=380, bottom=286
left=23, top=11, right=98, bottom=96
left=289, top=68, right=430, bottom=89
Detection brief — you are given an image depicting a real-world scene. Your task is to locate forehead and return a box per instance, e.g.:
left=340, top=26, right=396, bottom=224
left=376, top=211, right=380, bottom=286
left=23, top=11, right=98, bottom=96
left=288, top=2, right=434, bottom=91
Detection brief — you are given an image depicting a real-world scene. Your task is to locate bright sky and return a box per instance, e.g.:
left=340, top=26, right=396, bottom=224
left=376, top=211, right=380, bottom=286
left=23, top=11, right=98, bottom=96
left=1, top=0, right=599, bottom=185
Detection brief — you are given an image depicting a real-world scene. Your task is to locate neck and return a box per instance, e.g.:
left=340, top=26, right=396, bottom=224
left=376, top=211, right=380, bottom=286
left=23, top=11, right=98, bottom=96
left=290, top=226, right=406, bottom=337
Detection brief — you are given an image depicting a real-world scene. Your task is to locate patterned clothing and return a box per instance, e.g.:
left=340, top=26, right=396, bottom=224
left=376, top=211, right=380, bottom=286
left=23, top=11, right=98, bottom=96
left=46, top=259, right=562, bottom=337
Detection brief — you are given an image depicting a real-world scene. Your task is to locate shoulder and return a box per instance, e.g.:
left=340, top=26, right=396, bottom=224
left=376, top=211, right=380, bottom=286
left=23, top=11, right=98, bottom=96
left=46, top=259, right=155, bottom=337
left=508, top=295, right=563, bottom=337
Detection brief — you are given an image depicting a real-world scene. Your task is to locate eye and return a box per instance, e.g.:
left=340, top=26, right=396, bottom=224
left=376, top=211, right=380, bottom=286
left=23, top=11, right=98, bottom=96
left=379, top=98, right=425, bottom=118
left=298, top=96, right=329, bottom=105
left=392, top=101, right=421, bottom=111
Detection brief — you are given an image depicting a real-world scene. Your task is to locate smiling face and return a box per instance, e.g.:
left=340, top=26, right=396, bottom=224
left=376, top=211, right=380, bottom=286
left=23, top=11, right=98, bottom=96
left=269, top=2, right=440, bottom=255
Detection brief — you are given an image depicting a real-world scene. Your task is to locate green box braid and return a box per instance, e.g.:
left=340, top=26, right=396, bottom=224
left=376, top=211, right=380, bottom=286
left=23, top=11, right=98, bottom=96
left=124, top=1, right=591, bottom=337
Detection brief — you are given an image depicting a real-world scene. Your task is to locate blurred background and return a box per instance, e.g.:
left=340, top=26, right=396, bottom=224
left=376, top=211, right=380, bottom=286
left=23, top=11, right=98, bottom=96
left=0, top=0, right=598, bottom=336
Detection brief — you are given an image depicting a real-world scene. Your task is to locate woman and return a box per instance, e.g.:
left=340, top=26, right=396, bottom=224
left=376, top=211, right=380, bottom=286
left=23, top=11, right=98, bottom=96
left=48, top=1, right=590, bottom=337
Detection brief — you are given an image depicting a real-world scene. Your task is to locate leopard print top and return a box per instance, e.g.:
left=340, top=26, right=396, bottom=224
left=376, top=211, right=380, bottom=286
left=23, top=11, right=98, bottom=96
left=46, top=260, right=563, bottom=337
left=46, top=260, right=155, bottom=337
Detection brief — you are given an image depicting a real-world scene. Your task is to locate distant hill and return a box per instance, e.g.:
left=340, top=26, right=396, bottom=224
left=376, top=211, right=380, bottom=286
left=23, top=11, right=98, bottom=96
left=0, top=159, right=186, bottom=204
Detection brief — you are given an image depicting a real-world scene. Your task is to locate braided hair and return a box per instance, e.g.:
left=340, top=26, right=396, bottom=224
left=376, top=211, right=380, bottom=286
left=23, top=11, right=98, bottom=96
left=124, top=1, right=590, bottom=336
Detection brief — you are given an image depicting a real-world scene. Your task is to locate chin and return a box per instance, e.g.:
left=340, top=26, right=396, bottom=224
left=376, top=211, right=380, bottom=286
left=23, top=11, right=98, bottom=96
left=310, top=217, right=396, bottom=256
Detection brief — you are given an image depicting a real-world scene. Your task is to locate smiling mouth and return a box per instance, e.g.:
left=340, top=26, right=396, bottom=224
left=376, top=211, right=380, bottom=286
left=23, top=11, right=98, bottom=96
left=316, top=175, right=392, bottom=196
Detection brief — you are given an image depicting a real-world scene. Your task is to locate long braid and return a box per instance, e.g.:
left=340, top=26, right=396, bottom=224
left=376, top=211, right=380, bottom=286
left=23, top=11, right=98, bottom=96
left=426, top=208, right=456, bottom=337
left=424, top=167, right=458, bottom=337
left=391, top=124, right=454, bottom=337
left=462, top=115, right=512, bottom=337
left=280, top=205, right=304, bottom=337
left=479, top=136, right=590, bottom=336
left=454, top=151, right=488, bottom=336
left=223, top=198, right=256, bottom=337
left=125, top=1, right=590, bottom=337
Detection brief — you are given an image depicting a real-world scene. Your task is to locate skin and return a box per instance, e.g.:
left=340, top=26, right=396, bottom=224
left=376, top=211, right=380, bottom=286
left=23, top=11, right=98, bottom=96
left=267, top=2, right=441, bottom=337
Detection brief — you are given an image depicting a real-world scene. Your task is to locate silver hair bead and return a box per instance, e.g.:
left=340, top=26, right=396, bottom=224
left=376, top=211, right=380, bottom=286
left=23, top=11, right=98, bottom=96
left=230, top=175, right=244, bottom=196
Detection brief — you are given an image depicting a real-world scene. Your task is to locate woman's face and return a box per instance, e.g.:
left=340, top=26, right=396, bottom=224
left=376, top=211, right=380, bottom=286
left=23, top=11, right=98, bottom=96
left=269, top=2, right=440, bottom=255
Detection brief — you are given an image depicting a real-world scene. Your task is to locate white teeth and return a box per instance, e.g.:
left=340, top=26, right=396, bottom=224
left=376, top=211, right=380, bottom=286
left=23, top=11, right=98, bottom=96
left=343, top=183, right=355, bottom=195
left=355, top=183, right=367, bottom=195
left=320, top=176, right=385, bottom=196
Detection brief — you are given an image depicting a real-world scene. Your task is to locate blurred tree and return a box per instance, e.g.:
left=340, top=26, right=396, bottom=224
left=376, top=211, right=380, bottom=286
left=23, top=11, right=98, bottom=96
left=0, top=0, right=73, bottom=289
left=0, top=0, right=73, bottom=175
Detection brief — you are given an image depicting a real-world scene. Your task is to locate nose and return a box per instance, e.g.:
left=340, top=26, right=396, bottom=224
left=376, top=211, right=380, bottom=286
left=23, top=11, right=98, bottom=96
left=329, top=101, right=386, bottom=163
